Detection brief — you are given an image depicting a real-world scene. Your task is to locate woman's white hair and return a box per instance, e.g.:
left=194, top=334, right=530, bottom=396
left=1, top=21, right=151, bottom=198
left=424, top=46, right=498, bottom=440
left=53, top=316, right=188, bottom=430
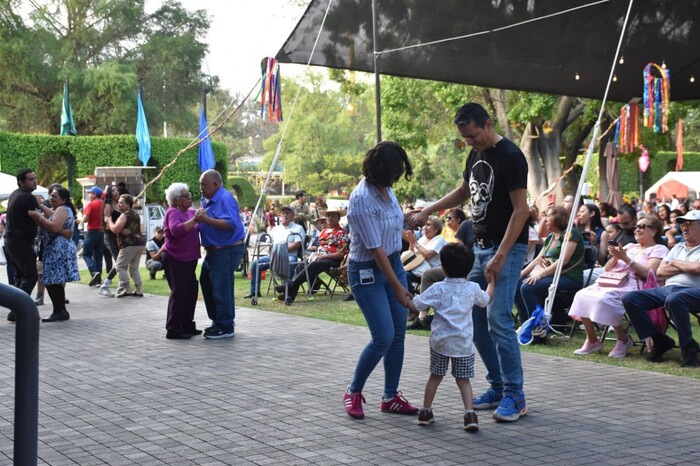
left=165, top=183, right=189, bottom=207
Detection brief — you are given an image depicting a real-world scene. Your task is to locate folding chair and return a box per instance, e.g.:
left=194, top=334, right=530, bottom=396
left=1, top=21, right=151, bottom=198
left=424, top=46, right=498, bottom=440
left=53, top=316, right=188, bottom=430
left=250, top=233, right=272, bottom=305
left=268, top=232, right=312, bottom=305
left=310, top=254, right=350, bottom=299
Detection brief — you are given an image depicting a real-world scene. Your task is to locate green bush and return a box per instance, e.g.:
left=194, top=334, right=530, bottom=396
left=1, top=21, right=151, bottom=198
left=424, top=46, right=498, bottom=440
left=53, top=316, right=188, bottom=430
left=228, top=176, right=260, bottom=208
left=617, top=150, right=700, bottom=195
left=0, top=132, right=227, bottom=203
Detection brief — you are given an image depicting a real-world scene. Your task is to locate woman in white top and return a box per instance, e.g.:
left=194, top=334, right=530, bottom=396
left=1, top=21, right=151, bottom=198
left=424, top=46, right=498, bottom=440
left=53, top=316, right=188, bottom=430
left=343, top=141, right=420, bottom=421
left=404, top=216, right=446, bottom=294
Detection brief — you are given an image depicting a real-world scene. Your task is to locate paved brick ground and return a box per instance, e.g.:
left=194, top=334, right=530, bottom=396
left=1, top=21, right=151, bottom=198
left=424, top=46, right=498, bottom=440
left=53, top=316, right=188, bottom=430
left=1, top=281, right=699, bottom=465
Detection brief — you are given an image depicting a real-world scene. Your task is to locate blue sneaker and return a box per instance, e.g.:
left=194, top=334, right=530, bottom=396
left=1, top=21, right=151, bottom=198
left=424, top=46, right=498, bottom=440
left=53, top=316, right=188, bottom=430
left=492, top=393, right=527, bottom=422
left=472, top=388, right=503, bottom=410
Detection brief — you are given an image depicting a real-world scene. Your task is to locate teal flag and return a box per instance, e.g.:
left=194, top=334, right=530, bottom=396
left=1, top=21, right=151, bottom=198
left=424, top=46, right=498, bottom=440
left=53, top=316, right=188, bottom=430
left=136, top=91, right=151, bottom=166
left=61, top=79, right=77, bottom=136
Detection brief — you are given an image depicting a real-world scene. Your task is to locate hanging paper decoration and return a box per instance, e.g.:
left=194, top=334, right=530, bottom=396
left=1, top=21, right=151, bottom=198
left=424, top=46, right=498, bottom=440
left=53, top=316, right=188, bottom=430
left=638, top=144, right=650, bottom=173
left=614, top=104, right=639, bottom=153
left=676, top=118, right=684, bottom=171
left=643, top=63, right=670, bottom=133
left=260, top=57, right=283, bottom=122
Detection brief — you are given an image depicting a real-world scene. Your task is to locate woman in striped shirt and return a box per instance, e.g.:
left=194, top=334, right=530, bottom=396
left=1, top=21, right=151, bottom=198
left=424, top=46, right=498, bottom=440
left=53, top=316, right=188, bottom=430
left=343, top=141, right=420, bottom=420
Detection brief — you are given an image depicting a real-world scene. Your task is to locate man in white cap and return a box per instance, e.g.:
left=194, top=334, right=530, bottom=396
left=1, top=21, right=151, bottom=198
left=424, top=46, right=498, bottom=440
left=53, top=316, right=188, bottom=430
left=275, top=207, right=348, bottom=303
left=622, top=209, right=700, bottom=367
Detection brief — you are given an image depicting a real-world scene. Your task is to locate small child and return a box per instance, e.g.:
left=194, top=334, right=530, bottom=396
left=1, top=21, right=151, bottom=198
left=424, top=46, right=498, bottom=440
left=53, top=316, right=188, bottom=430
left=409, top=242, right=494, bottom=432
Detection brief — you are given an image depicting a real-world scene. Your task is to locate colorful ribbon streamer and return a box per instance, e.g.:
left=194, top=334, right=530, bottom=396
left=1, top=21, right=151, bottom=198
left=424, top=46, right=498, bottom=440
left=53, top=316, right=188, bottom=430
left=643, top=63, right=670, bottom=133
left=260, top=57, right=283, bottom=122
left=615, top=103, right=639, bottom=153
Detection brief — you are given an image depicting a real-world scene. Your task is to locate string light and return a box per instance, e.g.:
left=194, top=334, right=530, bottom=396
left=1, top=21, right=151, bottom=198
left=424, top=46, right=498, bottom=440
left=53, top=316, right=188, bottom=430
left=691, top=75, right=696, bottom=83
left=661, top=60, right=667, bottom=69
left=575, top=72, right=580, bottom=80
left=613, top=74, right=618, bottom=82
left=618, top=56, right=624, bottom=65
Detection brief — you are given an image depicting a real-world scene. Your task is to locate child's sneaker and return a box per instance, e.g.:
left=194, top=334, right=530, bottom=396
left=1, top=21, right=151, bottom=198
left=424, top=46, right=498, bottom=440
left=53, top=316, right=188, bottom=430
left=417, top=408, right=434, bottom=426
left=343, top=392, right=365, bottom=419
left=473, top=388, right=503, bottom=409
left=492, top=393, right=527, bottom=422
left=463, top=411, right=479, bottom=432
left=380, top=391, right=419, bottom=415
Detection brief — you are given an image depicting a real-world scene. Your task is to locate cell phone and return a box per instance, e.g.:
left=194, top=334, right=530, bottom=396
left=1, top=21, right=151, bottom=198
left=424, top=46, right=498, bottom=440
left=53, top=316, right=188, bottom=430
left=608, top=240, right=618, bottom=247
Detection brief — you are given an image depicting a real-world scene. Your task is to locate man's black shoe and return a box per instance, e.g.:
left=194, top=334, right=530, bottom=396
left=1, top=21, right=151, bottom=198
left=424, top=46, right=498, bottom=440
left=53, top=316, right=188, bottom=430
left=7, top=311, right=16, bottom=322
left=275, top=284, right=286, bottom=294
left=187, top=329, right=203, bottom=336
left=343, top=294, right=355, bottom=301
left=166, top=331, right=192, bottom=340
left=646, top=334, right=675, bottom=362
left=243, top=292, right=262, bottom=299
left=150, top=271, right=157, bottom=280
left=88, top=272, right=102, bottom=287
left=42, top=312, right=70, bottom=323
left=407, top=318, right=423, bottom=330
left=681, top=341, right=700, bottom=367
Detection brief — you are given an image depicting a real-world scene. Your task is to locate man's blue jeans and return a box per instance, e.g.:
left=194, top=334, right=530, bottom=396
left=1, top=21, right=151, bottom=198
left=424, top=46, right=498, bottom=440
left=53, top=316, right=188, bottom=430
left=622, top=286, right=700, bottom=348
left=348, top=252, right=408, bottom=399
left=249, top=255, right=298, bottom=294
left=468, top=243, right=527, bottom=397
left=200, top=244, right=244, bottom=333
left=82, top=230, right=104, bottom=275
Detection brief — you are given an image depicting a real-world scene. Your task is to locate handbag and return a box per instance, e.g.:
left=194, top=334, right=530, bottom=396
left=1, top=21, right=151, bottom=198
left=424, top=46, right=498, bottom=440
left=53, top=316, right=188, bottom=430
left=638, top=270, right=667, bottom=333
left=597, top=271, right=629, bottom=287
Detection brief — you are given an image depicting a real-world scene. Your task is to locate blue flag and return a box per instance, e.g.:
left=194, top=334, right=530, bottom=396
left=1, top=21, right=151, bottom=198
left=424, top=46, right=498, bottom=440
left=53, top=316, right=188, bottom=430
left=61, top=79, right=77, bottom=136
left=136, top=91, right=151, bottom=166
left=198, top=107, right=215, bottom=172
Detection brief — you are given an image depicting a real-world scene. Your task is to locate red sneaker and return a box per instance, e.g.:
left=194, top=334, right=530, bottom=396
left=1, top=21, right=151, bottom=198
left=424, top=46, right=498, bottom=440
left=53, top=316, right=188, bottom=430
left=343, top=392, right=366, bottom=419
left=380, top=391, right=419, bottom=415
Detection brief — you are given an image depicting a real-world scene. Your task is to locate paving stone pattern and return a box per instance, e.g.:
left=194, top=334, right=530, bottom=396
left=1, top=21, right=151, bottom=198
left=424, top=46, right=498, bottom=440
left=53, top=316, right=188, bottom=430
left=1, top=283, right=699, bottom=465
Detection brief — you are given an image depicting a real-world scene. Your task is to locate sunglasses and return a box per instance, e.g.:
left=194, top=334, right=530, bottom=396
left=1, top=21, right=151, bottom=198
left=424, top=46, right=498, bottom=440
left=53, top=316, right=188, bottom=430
left=445, top=216, right=454, bottom=220
left=680, top=220, right=699, bottom=228
left=634, top=224, right=653, bottom=230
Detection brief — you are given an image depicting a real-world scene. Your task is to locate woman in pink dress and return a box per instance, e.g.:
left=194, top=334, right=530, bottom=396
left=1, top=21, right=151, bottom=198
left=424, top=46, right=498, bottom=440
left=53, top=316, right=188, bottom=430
left=568, top=215, right=668, bottom=358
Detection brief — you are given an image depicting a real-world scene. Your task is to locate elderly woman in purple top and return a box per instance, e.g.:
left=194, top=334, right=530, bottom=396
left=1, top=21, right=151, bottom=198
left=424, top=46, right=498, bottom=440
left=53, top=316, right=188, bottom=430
left=162, top=183, right=201, bottom=340
left=343, top=141, right=420, bottom=420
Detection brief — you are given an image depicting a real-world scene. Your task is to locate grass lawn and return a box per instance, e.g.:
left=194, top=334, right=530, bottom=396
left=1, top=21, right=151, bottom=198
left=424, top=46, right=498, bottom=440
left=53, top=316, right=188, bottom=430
left=79, top=268, right=700, bottom=380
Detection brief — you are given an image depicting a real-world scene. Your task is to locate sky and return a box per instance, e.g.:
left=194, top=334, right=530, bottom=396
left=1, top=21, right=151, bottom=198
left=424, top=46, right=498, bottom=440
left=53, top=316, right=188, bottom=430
left=147, top=0, right=310, bottom=96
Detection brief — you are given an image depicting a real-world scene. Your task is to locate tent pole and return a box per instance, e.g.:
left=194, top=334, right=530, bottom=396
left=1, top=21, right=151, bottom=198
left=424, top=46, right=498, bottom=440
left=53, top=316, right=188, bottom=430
left=371, top=0, right=382, bottom=143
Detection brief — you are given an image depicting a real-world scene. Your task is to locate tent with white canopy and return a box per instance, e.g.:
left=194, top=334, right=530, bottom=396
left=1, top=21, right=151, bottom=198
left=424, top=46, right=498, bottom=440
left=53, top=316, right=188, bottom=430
left=644, top=171, right=700, bottom=201
left=0, top=172, right=49, bottom=201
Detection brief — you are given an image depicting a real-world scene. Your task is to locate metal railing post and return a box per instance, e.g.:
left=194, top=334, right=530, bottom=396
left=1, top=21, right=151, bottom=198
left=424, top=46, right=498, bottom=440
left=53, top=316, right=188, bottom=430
left=0, top=283, right=39, bottom=465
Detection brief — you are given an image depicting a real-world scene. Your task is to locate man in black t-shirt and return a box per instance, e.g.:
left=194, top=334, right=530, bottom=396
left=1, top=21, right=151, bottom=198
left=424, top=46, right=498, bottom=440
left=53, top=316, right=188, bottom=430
left=3, top=169, right=40, bottom=321
left=410, top=103, right=530, bottom=423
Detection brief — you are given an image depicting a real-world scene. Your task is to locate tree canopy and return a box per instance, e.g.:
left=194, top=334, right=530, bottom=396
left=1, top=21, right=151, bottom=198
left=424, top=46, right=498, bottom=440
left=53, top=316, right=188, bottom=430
left=0, top=0, right=212, bottom=136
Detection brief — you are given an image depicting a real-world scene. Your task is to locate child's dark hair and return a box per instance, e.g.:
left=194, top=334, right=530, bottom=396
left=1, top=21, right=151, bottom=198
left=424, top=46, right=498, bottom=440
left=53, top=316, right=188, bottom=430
left=440, top=243, right=474, bottom=278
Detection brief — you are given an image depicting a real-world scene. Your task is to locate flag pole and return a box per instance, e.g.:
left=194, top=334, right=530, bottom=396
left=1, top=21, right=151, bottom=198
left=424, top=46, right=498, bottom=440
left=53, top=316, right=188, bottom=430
left=65, top=77, right=74, bottom=196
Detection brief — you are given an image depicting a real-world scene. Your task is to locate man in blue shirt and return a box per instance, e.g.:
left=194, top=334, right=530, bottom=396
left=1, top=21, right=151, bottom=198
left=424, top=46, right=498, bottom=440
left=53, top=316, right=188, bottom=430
left=195, top=169, right=245, bottom=339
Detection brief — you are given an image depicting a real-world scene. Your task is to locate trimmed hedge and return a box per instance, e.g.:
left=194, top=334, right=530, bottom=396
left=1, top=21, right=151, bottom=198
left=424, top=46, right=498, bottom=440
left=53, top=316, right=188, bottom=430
left=228, top=176, right=260, bottom=208
left=617, top=150, right=700, bottom=196
left=0, top=132, right=228, bottom=203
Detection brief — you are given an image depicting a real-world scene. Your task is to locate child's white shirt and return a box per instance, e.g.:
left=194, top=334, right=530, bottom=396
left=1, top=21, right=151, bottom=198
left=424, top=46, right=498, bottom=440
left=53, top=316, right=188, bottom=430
left=412, top=278, right=490, bottom=357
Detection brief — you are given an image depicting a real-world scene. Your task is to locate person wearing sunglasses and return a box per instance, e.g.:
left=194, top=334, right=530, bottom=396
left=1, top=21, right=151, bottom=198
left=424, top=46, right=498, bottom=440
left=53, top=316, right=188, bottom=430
left=441, top=208, right=467, bottom=243
left=569, top=215, right=667, bottom=357
left=622, top=210, right=700, bottom=367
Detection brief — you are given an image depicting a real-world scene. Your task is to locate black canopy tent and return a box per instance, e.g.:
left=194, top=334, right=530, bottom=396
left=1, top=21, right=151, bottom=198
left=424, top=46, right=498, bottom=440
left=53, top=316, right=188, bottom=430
left=276, top=0, right=700, bottom=103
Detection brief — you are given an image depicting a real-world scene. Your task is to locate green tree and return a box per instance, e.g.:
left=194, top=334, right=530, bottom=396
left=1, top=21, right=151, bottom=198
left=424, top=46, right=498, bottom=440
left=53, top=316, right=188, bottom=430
left=0, top=0, right=211, bottom=136
left=261, top=72, right=373, bottom=195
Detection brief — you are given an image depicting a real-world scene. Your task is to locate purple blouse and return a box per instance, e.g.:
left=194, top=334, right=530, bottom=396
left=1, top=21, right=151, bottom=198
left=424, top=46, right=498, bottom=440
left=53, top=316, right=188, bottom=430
left=163, top=207, right=201, bottom=262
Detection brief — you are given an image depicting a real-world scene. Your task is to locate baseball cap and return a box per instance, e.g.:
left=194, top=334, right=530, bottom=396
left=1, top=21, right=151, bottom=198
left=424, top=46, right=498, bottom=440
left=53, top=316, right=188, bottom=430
left=89, top=186, right=103, bottom=197
left=677, top=210, right=700, bottom=222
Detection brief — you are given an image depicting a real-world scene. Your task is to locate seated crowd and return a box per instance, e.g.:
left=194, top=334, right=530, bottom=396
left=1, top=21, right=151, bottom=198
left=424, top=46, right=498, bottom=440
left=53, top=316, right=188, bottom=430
left=396, top=195, right=700, bottom=368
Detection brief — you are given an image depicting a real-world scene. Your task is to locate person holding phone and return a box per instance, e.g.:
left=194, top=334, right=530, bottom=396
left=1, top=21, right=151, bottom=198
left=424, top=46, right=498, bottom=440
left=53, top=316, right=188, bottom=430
left=342, top=141, right=419, bottom=420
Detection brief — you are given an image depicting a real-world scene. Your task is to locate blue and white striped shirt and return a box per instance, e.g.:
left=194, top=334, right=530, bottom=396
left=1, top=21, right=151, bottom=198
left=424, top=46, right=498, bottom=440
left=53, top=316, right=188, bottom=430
left=347, top=178, right=404, bottom=262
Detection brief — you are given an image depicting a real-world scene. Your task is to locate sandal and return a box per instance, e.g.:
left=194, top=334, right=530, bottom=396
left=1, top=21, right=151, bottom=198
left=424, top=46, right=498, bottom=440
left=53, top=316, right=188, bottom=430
left=133, top=292, right=144, bottom=297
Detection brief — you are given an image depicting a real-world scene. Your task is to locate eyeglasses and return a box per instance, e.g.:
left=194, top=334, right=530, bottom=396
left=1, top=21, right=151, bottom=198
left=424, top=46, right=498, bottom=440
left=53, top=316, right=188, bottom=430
left=680, top=220, right=699, bottom=228
left=619, top=219, right=635, bottom=227
left=445, top=216, right=455, bottom=220
left=634, top=224, right=653, bottom=231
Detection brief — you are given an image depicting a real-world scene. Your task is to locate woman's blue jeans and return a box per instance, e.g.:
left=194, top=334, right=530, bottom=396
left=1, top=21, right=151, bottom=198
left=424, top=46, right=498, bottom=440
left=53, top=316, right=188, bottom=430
left=468, top=243, right=527, bottom=397
left=514, top=275, right=581, bottom=325
left=347, top=252, right=408, bottom=399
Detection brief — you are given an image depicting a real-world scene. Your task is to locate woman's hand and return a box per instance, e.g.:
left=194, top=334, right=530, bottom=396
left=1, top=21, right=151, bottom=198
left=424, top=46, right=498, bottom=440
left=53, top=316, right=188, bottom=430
left=393, top=283, right=413, bottom=308
left=608, top=244, right=629, bottom=263
left=523, top=273, right=542, bottom=285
